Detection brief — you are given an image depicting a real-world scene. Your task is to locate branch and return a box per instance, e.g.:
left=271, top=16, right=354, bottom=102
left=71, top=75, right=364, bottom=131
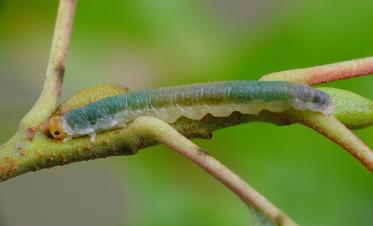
left=287, top=111, right=373, bottom=172
left=260, top=57, right=373, bottom=172
left=132, top=117, right=298, bottom=226
left=0, top=84, right=371, bottom=181
left=19, top=0, right=77, bottom=130
left=260, top=57, right=373, bottom=85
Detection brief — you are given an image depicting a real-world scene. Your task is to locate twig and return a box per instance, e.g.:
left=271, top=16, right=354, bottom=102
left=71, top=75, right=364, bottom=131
left=260, top=57, right=373, bottom=85
left=260, top=57, right=373, bottom=173
left=132, top=116, right=298, bottom=226
left=19, top=0, right=77, bottom=130
left=288, top=112, right=373, bottom=172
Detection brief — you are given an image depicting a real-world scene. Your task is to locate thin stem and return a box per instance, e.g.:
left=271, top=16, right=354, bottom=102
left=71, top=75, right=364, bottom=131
left=260, top=57, right=373, bottom=85
left=133, top=116, right=298, bottom=226
left=19, top=0, right=77, bottom=129
left=290, top=112, right=373, bottom=172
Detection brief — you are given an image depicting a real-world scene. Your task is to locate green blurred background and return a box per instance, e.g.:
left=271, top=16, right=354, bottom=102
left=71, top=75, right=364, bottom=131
left=0, top=0, right=372, bottom=225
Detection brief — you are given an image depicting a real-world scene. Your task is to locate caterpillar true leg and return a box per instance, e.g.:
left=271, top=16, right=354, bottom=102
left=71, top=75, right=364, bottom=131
left=63, top=137, right=72, bottom=143
left=118, top=122, right=127, bottom=128
left=89, top=132, right=96, bottom=142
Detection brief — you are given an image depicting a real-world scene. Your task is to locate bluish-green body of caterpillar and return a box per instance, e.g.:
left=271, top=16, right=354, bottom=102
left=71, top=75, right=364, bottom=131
left=57, top=81, right=333, bottom=140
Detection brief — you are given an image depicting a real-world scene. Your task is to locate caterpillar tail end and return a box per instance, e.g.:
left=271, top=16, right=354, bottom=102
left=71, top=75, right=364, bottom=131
left=321, top=103, right=335, bottom=115
left=63, top=137, right=72, bottom=143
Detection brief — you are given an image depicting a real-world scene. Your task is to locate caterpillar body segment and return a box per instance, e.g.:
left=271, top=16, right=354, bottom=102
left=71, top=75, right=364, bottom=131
left=47, top=81, right=334, bottom=141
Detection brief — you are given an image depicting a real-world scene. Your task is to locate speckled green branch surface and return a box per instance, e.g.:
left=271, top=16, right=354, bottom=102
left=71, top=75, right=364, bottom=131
left=1, top=1, right=373, bottom=226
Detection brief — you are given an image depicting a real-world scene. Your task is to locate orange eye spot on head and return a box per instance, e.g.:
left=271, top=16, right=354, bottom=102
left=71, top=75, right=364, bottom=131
left=47, top=116, right=66, bottom=139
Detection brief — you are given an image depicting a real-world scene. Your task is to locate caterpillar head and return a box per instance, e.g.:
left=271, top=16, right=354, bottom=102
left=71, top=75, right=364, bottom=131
left=47, top=116, right=66, bottom=139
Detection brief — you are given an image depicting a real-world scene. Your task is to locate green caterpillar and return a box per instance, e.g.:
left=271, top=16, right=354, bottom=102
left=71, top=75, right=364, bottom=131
left=48, top=81, right=334, bottom=142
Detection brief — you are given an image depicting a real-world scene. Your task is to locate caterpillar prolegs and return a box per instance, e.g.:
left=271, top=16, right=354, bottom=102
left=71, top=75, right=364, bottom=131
left=47, top=81, right=334, bottom=141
